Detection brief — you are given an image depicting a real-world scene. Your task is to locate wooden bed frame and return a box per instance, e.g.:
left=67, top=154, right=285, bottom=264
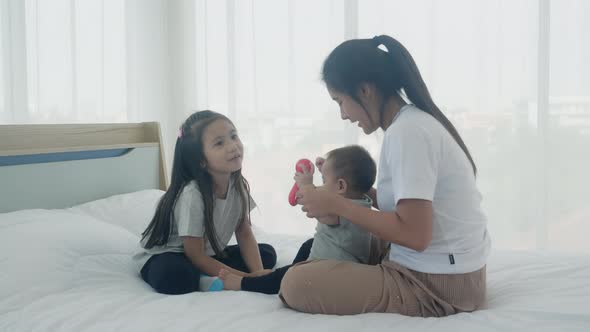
left=0, top=122, right=168, bottom=213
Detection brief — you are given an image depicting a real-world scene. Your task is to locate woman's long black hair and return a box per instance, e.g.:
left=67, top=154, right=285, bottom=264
left=141, top=110, right=252, bottom=257
left=322, top=35, right=476, bottom=175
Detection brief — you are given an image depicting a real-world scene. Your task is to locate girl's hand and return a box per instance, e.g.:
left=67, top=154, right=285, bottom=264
left=315, top=157, right=326, bottom=173
left=247, top=269, right=273, bottom=277
left=296, top=185, right=341, bottom=218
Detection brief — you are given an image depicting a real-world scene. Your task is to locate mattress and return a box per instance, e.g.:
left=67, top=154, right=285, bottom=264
left=1, top=190, right=589, bottom=331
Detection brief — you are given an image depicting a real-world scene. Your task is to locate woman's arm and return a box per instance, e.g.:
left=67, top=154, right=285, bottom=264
left=340, top=197, right=432, bottom=252
left=298, top=187, right=432, bottom=252
left=183, top=237, right=250, bottom=277
left=316, top=215, right=340, bottom=225
left=298, top=183, right=340, bottom=225
left=234, top=220, right=265, bottom=273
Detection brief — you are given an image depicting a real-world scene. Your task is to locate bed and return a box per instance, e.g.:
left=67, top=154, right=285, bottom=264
left=1, top=123, right=589, bottom=332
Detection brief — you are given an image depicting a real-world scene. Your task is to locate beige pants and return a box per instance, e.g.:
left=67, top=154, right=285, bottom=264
left=279, top=259, right=486, bottom=317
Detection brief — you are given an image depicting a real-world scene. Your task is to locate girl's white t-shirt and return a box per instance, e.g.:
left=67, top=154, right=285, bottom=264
left=377, top=104, right=491, bottom=274
left=133, top=178, right=255, bottom=269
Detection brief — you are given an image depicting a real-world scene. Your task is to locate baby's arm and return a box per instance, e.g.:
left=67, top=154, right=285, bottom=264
left=315, top=157, right=325, bottom=173
left=294, top=160, right=339, bottom=225
left=293, top=171, right=314, bottom=187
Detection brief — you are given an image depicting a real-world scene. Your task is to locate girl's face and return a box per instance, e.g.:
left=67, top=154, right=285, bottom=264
left=201, top=119, right=244, bottom=176
left=327, top=85, right=380, bottom=135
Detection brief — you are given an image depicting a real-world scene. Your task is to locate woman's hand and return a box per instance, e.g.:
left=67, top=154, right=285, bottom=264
left=296, top=185, right=341, bottom=218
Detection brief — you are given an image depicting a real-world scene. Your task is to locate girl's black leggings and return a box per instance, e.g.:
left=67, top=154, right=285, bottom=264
left=140, top=243, right=277, bottom=295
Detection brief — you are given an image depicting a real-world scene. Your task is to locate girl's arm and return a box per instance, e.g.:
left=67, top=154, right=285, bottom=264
left=297, top=187, right=432, bottom=252
left=183, top=237, right=250, bottom=277
left=234, top=220, right=265, bottom=273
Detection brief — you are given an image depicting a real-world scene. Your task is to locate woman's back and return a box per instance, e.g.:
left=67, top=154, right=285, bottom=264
left=377, top=104, right=491, bottom=274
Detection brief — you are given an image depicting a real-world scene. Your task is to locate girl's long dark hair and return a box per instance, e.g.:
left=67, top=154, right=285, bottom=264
left=141, top=110, right=252, bottom=257
left=322, top=35, right=476, bottom=175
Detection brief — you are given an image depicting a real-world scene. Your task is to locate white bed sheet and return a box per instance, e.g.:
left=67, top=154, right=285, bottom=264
left=1, top=190, right=589, bottom=332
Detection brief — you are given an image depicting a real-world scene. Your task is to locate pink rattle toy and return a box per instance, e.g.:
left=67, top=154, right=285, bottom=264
left=288, top=159, right=314, bottom=206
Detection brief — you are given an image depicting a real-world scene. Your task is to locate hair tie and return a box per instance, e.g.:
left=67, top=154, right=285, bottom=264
left=178, top=127, right=183, bottom=139
left=372, top=35, right=383, bottom=47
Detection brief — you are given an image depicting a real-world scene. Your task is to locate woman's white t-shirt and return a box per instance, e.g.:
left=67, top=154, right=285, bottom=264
left=377, top=104, right=491, bottom=274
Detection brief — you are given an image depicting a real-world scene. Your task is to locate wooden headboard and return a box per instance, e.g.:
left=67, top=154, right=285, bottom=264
left=0, top=122, right=168, bottom=213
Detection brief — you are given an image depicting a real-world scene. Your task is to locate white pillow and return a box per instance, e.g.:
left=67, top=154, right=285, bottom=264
left=68, top=189, right=164, bottom=236
left=68, top=189, right=272, bottom=241
left=0, top=209, right=141, bottom=314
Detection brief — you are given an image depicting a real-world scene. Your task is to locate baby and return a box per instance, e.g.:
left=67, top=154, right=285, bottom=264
left=219, top=145, right=377, bottom=294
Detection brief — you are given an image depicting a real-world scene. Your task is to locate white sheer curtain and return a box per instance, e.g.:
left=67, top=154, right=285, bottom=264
left=185, top=0, right=590, bottom=251
left=1, top=0, right=589, bottom=252
left=0, top=0, right=177, bottom=147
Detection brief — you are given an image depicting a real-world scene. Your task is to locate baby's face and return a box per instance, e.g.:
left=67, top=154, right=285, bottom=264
left=319, top=158, right=345, bottom=195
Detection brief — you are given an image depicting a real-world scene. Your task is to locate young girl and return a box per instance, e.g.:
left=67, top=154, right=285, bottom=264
left=134, top=110, right=277, bottom=295
left=218, top=145, right=377, bottom=295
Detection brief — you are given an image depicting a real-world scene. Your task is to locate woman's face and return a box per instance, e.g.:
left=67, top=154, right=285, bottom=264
left=327, top=85, right=380, bottom=135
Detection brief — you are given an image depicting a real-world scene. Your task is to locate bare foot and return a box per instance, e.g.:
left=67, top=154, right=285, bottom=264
left=218, top=269, right=243, bottom=291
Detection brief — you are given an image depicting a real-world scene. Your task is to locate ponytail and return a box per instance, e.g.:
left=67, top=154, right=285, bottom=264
left=372, top=35, right=476, bottom=175
left=322, top=35, right=477, bottom=176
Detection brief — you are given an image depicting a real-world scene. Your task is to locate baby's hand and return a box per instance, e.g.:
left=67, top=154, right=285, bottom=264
left=293, top=163, right=313, bottom=187
left=315, top=157, right=326, bottom=173
left=293, top=172, right=313, bottom=187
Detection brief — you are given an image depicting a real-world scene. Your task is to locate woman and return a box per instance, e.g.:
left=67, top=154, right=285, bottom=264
left=279, top=35, right=491, bottom=317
